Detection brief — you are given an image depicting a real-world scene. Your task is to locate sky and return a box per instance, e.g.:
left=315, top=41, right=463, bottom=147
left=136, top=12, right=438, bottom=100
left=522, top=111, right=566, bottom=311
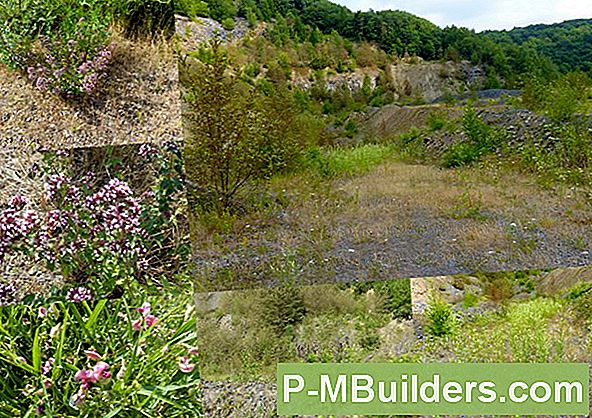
left=332, top=0, right=592, bottom=31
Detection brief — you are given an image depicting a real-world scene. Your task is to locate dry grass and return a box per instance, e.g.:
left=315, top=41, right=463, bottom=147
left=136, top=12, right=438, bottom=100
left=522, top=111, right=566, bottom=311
left=189, top=156, right=592, bottom=291
left=0, top=27, right=181, bottom=152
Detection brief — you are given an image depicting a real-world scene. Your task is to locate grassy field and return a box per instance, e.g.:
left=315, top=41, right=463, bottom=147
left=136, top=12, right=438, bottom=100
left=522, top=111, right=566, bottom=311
left=189, top=138, right=592, bottom=291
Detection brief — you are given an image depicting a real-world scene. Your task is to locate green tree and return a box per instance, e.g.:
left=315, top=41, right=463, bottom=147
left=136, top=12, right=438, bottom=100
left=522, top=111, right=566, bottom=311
left=181, top=42, right=302, bottom=211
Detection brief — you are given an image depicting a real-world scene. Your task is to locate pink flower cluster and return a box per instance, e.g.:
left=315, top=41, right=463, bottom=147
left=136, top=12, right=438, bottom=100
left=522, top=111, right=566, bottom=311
left=0, top=195, right=38, bottom=261
left=66, top=287, right=93, bottom=303
left=71, top=351, right=111, bottom=406
left=132, top=302, right=158, bottom=331
left=26, top=35, right=114, bottom=96
left=177, top=347, right=199, bottom=373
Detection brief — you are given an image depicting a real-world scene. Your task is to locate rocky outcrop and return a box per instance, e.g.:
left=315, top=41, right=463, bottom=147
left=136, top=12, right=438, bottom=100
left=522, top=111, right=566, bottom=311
left=389, top=60, right=475, bottom=102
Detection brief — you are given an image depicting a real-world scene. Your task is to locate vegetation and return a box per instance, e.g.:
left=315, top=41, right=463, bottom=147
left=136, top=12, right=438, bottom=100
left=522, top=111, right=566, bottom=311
left=173, top=0, right=592, bottom=88
left=1, top=143, right=188, bottom=303
left=0, top=288, right=199, bottom=417
left=182, top=42, right=306, bottom=212
left=198, top=279, right=413, bottom=379
left=424, top=297, right=457, bottom=337
left=485, top=19, right=592, bottom=73
left=0, top=0, right=173, bottom=97
left=198, top=272, right=592, bottom=391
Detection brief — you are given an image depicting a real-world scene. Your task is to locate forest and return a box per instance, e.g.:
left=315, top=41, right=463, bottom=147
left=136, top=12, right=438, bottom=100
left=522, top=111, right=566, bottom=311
left=175, top=0, right=591, bottom=86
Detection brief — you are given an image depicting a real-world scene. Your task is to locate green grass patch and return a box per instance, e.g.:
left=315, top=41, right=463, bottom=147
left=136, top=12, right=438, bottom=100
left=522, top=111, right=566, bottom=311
left=301, top=144, right=394, bottom=178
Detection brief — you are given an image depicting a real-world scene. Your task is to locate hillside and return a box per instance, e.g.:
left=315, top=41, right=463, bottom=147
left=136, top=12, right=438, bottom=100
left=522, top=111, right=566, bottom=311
left=485, top=19, right=592, bottom=72
left=176, top=0, right=592, bottom=88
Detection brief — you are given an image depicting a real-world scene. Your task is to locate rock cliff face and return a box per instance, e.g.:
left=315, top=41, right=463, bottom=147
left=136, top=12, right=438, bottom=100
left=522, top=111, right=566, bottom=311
left=290, top=60, right=479, bottom=102
left=389, top=60, right=477, bottom=102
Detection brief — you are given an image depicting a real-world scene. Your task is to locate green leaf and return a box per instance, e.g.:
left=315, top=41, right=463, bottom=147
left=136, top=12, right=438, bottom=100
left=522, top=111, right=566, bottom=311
left=103, top=407, right=123, bottom=418
left=86, top=299, right=107, bottom=330
left=32, top=328, right=41, bottom=373
left=137, top=387, right=184, bottom=409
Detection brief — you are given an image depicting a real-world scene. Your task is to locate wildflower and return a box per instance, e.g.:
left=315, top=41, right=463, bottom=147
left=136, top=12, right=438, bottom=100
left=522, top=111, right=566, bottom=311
left=9, top=194, right=28, bottom=209
left=132, top=318, right=143, bottom=331
left=92, top=361, right=111, bottom=381
left=75, top=369, right=96, bottom=383
left=144, top=314, right=158, bottom=328
left=66, top=287, right=93, bottom=303
left=49, top=324, right=61, bottom=339
left=41, top=358, right=54, bottom=375
left=43, top=379, right=52, bottom=389
left=35, top=77, right=48, bottom=92
left=38, top=306, right=48, bottom=318
left=188, top=346, right=199, bottom=356
left=139, top=144, right=157, bottom=159
left=177, top=356, right=195, bottom=373
left=0, top=283, right=16, bottom=306
left=137, top=302, right=151, bottom=316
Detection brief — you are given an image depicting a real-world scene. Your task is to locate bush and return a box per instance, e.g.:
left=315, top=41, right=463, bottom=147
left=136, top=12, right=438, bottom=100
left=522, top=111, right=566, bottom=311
left=426, top=111, right=447, bottom=132
left=442, top=105, right=498, bottom=168
left=182, top=42, right=304, bottom=211
left=109, top=0, right=175, bottom=38
left=425, top=297, right=457, bottom=337
left=483, top=275, right=514, bottom=303
left=0, top=291, right=200, bottom=416
left=350, top=280, right=412, bottom=319
left=566, top=281, right=592, bottom=323
left=260, top=286, right=307, bottom=336
left=175, top=0, right=210, bottom=18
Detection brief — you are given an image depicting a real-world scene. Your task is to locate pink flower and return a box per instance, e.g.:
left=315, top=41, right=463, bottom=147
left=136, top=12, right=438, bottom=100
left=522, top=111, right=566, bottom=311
left=43, top=379, right=52, bottom=389
left=75, top=369, right=96, bottom=383
left=177, top=356, right=195, bottom=373
left=84, top=350, right=102, bottom=361
left=137, top=302, right=151, bottom=316
left=93, top=361, right=109, bottom=375
left=188, top=347, right=199, bottom=356
left=92, top=362, right=111, bottom=381
left=132, top=318, right=142, bottom=331
left=144, top=314, right=157, bottom=328
left=42, top=358, right=54, bottom=375
left=38, top=306, right=48, bottom=318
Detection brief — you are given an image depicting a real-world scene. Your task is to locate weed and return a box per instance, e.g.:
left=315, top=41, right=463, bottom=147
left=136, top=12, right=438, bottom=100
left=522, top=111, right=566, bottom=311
left=425, top=297, right=457, bottom=337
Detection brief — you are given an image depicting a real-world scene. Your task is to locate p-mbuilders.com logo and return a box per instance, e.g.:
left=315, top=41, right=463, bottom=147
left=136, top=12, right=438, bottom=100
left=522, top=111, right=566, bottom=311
left=277, top=363, right=589, bottom=416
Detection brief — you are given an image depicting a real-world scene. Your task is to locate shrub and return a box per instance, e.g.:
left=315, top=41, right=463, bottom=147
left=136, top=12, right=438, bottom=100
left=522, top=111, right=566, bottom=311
left=566, top=281, right=592, bottom=323
left=442, top=105, right=498, bottom=168
left=425, top=297, right=457, bottom=337
left=108, top=0, right=175, bottom=38
left=483, top=274, right=514, bottom=303
left=221, top=17, right=236, bottom=31
left=426, top=111, right=447, bottom=132
left=0, top=291, right=200, bottom=416
left=260, top=286, right=307, bottom=336
left=461, top=292, right=479, bottom=309
left=350, top=280, right=412, bottom=319
left=182, top=42, right=304, bottom=211
left=175, top=0, right=210, bottom=18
